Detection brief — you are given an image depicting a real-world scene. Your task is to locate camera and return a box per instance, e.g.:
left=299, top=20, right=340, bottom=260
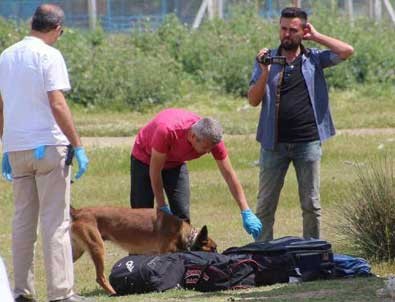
left=257, top=51, right=286, bottom=66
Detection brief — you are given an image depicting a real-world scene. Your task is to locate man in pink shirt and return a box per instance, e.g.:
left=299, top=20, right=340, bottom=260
left=130, top=108, right=262, bottom=240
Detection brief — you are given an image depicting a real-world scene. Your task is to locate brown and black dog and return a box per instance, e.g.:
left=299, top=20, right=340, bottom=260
left=70, top=206, right=217, bottom=295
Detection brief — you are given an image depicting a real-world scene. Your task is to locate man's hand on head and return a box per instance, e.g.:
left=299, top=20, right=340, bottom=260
left=303, top=22, right=319, bottom=41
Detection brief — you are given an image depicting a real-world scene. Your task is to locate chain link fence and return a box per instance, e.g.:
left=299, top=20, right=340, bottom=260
left=0, top=0, right=393, bottom=31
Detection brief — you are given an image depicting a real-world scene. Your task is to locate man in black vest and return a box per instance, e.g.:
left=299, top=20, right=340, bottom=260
left=248, top=7, right=353, bottom=241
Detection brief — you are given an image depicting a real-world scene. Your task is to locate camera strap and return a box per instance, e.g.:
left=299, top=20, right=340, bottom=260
left=274, top=64, right=285, bottom=144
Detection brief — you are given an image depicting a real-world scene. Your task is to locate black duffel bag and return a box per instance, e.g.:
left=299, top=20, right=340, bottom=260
left=109, top=253, right=185, bottom=295
left=180, top=251, right=258, bottom=291
left=223, top=236, right=335, bottom=282
left=179, top=251, right=292, bottom=291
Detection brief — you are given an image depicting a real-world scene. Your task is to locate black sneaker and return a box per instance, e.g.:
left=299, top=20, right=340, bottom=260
left=49, top=294, right=95, bottom=302
left=15, top=296, right=37, bottom=302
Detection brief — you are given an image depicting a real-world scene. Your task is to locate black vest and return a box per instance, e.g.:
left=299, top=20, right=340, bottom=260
left=278, top=53, right=319, bottom=143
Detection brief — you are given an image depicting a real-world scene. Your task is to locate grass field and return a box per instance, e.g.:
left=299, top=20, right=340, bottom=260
left=71, top=84, right=395, bottom=137
left=0, top=86, right=394, bottom=301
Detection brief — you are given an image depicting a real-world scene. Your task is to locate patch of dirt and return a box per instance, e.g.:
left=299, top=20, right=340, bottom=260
left=228, top=289, right=339, bottom=301
left=80, top=128, right=395, bottom=147
left=1, top=129, right=393, bottom=149
left=82, top=136, right=134, bottom=148
left=337, top=128, right=395, bottom=136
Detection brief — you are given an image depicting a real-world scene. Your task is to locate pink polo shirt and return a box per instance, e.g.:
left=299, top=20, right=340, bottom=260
left=132, top=109, right=227, bottom=169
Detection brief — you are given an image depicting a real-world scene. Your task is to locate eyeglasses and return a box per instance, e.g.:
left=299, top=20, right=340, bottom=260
left=59, top=29, right=64, bottom=36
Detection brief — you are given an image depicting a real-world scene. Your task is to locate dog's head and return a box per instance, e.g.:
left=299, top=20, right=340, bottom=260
left=190, top=225, right=217, bottom=253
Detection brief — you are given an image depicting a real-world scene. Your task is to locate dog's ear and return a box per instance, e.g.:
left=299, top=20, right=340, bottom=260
left=194, top=225, right=217, bottom=252
left=196, top=225, right=208, bottom=242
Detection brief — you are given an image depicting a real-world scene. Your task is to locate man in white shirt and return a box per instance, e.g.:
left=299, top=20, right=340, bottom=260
left=0, top=4, right=92, bottom=302
left=0, top=257, right=13, bottom=302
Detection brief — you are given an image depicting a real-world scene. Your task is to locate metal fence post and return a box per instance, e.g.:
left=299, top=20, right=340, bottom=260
left=193, top=0, right=209, bottom=28
left=88, top=0, right=97, bottom=30
left=292, top=0, right=302, bottom=8
left=383, top=0, right=395, bottom=25
left=347, top=0, right=354, bottom=24
left=208, top=0, right=215, bottom=19
left=218, top=0, right=223, bottom=19
left=161, top=0, right=168, bottom=20
left=375, top=0, right=382, bottom=22
left=369, top=0, right=374, bottom=18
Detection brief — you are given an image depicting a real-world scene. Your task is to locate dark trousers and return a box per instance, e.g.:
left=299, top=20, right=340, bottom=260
left=130, top=155, right=190, bottom=220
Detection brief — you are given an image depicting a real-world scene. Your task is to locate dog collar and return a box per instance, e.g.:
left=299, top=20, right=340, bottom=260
left=186, top=228, right=199, bottom=251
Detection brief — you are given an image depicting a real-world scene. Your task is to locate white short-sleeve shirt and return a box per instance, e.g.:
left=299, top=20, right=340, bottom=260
left=0, top=36, right=71, bottom=152
left=0, top=257, right=13, bottom=302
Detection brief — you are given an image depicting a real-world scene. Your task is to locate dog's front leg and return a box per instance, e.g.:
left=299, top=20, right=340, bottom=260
left=96, top=274, right=116, bottom=295
left=90, top=242, right=117, bottom=295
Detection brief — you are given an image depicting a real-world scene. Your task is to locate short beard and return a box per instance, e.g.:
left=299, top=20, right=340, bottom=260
left=281, top=39, right=301, bottom=51
left=281, top=42, right=299, bottom=51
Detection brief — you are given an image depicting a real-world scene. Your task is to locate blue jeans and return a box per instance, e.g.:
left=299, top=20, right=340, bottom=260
left=256, top=140, right=322, bottom=241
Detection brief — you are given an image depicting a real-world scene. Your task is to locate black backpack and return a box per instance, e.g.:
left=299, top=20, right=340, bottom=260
left=223, top=236, right=335, bottom=282
left=109, top=254, right=185, bottom=295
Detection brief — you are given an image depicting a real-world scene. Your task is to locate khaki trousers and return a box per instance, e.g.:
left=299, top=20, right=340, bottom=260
left=9, top=146, right=74, bottom=301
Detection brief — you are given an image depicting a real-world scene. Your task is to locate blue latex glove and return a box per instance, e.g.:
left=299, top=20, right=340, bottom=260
left=2, top=153, right=12, bottom=182
left=241, top=209, right=263, bottom=241
left=74, top=147, right=89, bottom=179
left=33, top=145, right=46, bottom=160
left=159, top=204, right=173, bottom=215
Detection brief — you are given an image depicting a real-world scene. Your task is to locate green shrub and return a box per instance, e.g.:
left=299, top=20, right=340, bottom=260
left=59, top=28, right=182, bottom=109
left=176, top=8, right=278, bottom=95
left=337, top=157, right=395, bottom=261
left=317, top=17, right=395, bottom=88
left=175, top=5, right=395, bottom=94
left=0, top=17, right=25, bottom=49
left=0, top=5, right=394, bottom=110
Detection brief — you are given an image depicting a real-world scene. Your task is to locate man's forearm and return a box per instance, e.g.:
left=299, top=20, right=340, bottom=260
left=217, top=157, right=250, bottom=211
left=48, top=90, right=82, bottom=147
left=312, top=33, right=354, bottom=60
left=149, top=169, right=166, bottom=207
left=248, top=69, right=269, bottom=107
left=149, top=149, right=168, bottom=208
left=226, top=176, right=249, bottom=211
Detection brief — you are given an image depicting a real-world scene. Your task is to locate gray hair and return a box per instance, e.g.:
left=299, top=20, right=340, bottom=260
left=32, top=4, right=64, bottom=32
left=191, top=117, right=223, bottom=144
